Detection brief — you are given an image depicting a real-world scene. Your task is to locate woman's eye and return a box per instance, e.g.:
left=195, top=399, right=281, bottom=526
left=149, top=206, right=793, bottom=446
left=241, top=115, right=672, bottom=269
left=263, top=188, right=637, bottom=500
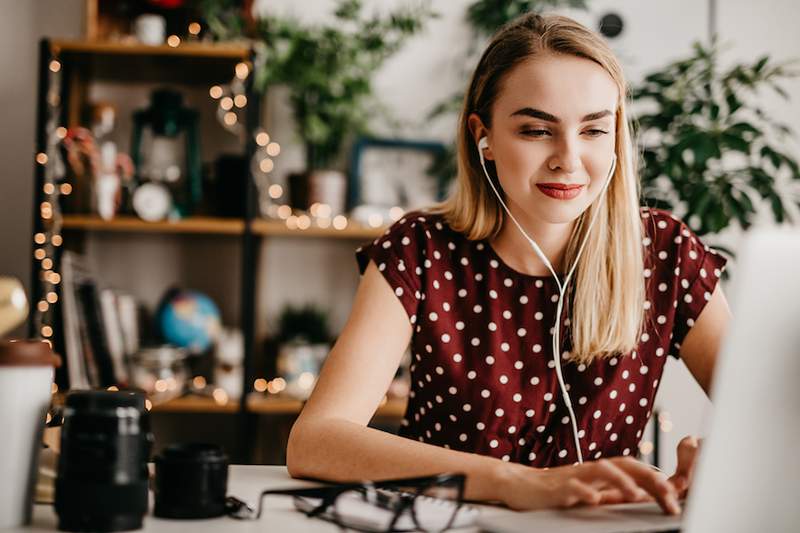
left=520, top=129, right=550, bottom=137
left=583, top=129, right=609, bottom=137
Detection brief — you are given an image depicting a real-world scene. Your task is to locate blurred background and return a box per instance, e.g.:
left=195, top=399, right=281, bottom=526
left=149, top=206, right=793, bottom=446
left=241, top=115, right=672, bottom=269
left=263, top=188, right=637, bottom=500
left=0, top=0, right=798, bottom=472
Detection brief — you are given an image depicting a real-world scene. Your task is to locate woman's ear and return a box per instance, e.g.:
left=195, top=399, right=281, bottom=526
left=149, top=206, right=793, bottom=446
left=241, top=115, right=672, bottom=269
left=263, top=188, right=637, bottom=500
left=467, top=113, right=494, bottom=160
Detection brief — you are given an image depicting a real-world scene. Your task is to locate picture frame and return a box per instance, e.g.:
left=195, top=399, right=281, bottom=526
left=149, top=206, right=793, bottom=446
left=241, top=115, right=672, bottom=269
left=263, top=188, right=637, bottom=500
left=347, top=137, right=448, bottom=212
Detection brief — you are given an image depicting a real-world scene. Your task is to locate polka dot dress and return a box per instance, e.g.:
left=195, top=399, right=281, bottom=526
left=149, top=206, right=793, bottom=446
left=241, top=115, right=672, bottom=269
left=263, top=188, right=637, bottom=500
left=355, top=208, right=726, bottom=467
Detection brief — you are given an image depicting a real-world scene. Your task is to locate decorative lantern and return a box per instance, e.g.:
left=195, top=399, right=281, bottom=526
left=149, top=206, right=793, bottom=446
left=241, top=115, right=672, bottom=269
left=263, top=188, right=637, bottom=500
left=131, top=89, right=201, bottom=218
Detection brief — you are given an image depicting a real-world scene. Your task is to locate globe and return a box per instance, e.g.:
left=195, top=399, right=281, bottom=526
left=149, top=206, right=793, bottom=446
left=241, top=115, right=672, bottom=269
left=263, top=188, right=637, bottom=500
left=158, top=290, right=222, bottom=353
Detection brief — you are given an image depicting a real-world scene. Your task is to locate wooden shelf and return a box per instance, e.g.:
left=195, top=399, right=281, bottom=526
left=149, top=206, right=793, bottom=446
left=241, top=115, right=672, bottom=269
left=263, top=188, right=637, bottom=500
left=151, top=394, right=239, bottom=414
left=50, top=39, right=250, bottom=85
left=247, top=394, right=408, bottom=418
left=252, top=219, right=387, bottom=240
left=61, top=215, right=388, bottom=239
left=148, top=394, right=407, bottom=418
left=62, top=215, right=245, bottom=235
left=51, top=39, right=250, bottom=60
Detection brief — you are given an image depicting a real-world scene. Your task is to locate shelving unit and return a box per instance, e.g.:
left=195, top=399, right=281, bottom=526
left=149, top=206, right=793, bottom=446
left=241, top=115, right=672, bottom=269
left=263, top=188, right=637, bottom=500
left=31, top=36, right=401, bottom=463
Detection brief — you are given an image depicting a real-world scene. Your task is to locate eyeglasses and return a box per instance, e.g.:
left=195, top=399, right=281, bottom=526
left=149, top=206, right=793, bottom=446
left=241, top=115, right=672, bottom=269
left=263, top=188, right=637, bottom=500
left=226, top=472, right=468, bottom=532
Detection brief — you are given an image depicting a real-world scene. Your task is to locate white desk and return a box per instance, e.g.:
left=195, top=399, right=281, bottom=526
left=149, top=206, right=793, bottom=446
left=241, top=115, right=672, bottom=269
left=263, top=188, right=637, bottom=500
left=11, top=465, right=512, bottom=532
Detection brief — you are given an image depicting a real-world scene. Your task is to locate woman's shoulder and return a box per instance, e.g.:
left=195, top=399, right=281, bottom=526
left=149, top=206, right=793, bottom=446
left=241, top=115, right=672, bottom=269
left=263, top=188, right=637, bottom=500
left=639, top=205, right=727, bottom=293
left=355, top=208, right=465, bottom=275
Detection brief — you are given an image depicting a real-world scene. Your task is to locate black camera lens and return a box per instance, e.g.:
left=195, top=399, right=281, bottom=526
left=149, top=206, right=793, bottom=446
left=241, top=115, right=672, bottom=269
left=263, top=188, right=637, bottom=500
left=153, top=443, right=229, bottom=519
left=55, top=391, right=152, bottom=532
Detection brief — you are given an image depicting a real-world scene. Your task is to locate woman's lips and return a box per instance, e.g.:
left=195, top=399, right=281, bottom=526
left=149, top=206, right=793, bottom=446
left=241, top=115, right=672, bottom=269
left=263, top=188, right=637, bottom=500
left=536, top=183, right=584, bottom=200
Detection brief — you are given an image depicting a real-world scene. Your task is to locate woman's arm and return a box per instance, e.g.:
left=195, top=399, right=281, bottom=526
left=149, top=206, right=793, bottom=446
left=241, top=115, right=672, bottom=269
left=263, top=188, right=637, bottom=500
left=287, top=261, right=680, bottom=513
left=286, top=260, right=507, bottom=501
left=678, top=283, right=732, bottom=396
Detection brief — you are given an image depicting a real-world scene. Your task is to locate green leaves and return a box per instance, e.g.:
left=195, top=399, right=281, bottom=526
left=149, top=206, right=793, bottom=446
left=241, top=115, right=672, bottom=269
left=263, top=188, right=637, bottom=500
left=200, top=0, right=435, bottom=170
left=635, top=40, right=799, bottom=238
left=466, top=0, right=588, bottom=37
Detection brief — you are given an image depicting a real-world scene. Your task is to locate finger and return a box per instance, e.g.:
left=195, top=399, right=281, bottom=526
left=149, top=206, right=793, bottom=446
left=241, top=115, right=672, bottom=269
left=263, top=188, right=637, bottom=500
left=560, top=478, right=602, bottom=508
left=612, top=457, right=681, bottom=515
left=596, top=487, right=652, bottom=505
left=675, top=436, right=700, bottom=479
left=576, top=459, right=644, bottom=502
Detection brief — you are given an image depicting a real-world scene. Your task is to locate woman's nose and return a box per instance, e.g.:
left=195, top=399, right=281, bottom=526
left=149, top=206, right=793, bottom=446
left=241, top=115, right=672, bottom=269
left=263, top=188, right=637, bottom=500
left=547, top=137, right=581, bottom=174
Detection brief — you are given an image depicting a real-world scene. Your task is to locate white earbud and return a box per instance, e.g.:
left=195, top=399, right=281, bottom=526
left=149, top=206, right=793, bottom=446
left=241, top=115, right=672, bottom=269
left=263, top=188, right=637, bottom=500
left=476, top=135, right=617, bottom=464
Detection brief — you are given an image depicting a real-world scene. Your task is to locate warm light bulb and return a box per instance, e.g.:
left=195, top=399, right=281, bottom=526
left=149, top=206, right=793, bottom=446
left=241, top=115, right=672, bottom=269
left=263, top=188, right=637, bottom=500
left=268, top=184, right=283, bottom=199
left=254, top=378, right=268, bottom=392
left=188, top=22, right=202, bottom=35
left=49, top=60, right=61, bottom=73
left=234, top=94, right=247, bottom=108
left=43, top=183, right=55, bottom=195
left=34, top=233, right=46, bottom=244
left=34, top=248, right=46, bottom=260
left=56, top=127, right=67, bottom=139
left=389, top=206, right=405, bottom=221
left=333, top=215, right=348, bottom=230
left=46, top=292, right=58, bottom=304
left=36, top=153, right=48, bottom=165
left=51, top=235, right=62, bottom=246
left=224, top=112, right=237, bottom=126
left=212, top=388, right=228, bottom=404
left=192, top=376, right=207, bottom=389
left=266, top=142, right=281, bottom=157
left=277, top=205, right=292, bottom=219
left=41, top=258, right=53, bottom=269
left=209, top=85, right=223, bottom=99
left=220, top=96, right=233, bottom=110
left=167, top=35, right=181, bottom=47
left=41, top=326, right=53, bottom=337
left=60, top=183, right=72, bottom=195
left=37, top=301, right=48, bottom=313
left=259, top=158, right=274, bottom=173
left=297, top=215, right=311, bottom=230
left=235, top=62, right=249, bottom=80
left=256, top=132, right=270, bottom=146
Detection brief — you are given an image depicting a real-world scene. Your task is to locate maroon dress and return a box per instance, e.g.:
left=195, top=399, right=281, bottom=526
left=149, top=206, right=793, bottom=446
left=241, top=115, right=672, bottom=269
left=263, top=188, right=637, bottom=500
left=355, top=208, right=726, bottom=467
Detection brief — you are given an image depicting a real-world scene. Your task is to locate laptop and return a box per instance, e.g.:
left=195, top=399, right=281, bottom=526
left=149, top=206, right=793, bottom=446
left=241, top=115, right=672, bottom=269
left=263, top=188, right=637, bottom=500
left=478, top=228, right=800, bottom=533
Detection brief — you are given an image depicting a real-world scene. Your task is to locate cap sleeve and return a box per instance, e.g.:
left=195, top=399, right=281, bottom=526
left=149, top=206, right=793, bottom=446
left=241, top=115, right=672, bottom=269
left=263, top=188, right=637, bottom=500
left=670, top=222, right=728, bottom=354
left=355, top=217, right=426, bottom=323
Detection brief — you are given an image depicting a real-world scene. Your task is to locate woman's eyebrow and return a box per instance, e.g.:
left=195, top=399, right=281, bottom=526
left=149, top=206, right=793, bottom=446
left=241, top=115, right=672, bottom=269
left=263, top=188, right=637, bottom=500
left=509, top=107, right=613, bottom=123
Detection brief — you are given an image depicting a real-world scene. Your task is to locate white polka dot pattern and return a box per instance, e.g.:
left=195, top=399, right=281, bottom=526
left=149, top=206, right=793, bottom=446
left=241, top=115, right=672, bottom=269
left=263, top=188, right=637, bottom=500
left=355, top=208, right=726, bottom=467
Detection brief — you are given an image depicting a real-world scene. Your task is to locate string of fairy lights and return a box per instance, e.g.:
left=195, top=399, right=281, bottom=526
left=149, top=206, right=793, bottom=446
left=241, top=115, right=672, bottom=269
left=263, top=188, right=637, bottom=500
left=32, top=49, right=68, bottom=345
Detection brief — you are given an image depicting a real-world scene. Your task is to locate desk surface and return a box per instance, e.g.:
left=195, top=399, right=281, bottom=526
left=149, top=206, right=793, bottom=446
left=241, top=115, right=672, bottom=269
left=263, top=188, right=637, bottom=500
left=13, top=465, right=511, bottom=532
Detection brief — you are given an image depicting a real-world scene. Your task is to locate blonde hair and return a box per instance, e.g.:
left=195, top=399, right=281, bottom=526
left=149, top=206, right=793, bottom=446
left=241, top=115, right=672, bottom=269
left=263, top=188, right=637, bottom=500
left=431, top=13, right=644, bottom=364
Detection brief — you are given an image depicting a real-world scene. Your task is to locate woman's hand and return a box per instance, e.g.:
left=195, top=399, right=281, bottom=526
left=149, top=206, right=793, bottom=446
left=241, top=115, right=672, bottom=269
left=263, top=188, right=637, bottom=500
left=667, top=436, right=701, bottom=499
left=496, top=456, right=681, bottom=515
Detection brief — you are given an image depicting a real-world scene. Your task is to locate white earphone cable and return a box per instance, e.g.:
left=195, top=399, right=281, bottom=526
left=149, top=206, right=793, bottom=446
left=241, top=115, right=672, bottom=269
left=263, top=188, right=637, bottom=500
left=477, top=137, right=616, bottom=464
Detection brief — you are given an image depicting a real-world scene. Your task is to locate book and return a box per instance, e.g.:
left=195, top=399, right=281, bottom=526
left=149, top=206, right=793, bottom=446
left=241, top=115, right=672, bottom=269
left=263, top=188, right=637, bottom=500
left=99, top=289, right=128, bottom=385
left=60, top=252, right=90, bottom=389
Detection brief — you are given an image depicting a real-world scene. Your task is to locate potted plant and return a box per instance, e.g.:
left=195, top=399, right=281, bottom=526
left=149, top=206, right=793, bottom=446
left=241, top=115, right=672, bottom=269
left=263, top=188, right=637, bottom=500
left=200, top=0, right=436, bottom=214
left=274, top=304, right=332, bottom=399
left=633, top=40, right=799, bottom=252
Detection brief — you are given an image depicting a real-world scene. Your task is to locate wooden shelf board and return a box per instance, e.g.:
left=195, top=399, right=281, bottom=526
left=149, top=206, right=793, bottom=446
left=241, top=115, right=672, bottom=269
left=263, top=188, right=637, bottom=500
left=62, top=215, right=388, bottom=239
left=252, top=219, right=387, bottom=239
left=51, top=39, right=250, bottom=60
left=151, top=394, right=239, bottom=414
left=62, top=215, right=245, bottom=235
left=247, top=394, right=407, bottom=418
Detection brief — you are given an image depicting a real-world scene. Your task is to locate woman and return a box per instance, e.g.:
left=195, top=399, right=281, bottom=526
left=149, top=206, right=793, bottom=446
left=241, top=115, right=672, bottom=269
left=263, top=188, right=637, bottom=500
left=287, top=13, right=731, bottom=515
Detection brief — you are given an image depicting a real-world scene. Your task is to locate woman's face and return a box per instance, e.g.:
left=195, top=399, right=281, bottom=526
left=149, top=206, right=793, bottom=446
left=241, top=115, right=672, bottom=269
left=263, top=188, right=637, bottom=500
left=471, top=53, right=619, bottom=225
